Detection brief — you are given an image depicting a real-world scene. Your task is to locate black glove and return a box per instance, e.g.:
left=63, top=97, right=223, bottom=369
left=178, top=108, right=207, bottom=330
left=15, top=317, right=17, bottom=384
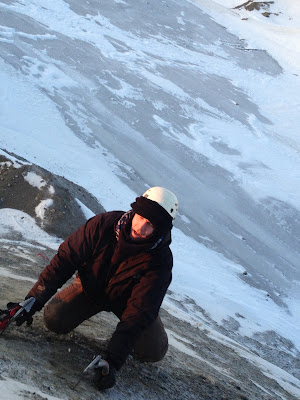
left=7, top=298, right=42, bottom=326
left=0, top=308, right=10, bottom=322
left=94, top=363, right=116, bottom=390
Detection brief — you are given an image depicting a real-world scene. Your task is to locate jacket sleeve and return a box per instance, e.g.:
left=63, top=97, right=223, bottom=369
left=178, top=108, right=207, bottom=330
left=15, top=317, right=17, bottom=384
left=26, top=215, right=102, bottom=306
left=105, top=258, right=172, bottom=370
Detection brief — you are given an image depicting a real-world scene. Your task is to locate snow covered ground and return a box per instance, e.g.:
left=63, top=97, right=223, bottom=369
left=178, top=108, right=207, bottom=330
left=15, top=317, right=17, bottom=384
left=0, top=0, right=300, bottom=398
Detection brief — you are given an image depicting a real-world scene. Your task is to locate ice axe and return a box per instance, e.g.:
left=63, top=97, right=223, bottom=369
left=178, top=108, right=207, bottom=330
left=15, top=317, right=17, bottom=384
left=72, top=354, right=109, bottom=390
left=0, top=297, right=36, bottom=336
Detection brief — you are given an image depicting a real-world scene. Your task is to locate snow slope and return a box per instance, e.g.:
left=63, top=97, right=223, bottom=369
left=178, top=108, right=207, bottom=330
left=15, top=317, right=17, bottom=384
left=198, top=0, right=300, bottom=75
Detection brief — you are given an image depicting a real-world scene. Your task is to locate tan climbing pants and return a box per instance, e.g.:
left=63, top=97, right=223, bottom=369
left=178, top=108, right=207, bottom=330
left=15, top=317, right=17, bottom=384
left=44, top=276, right=168, bottom=363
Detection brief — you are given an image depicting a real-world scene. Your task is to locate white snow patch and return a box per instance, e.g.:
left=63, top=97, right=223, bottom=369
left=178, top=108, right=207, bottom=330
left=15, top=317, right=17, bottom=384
left=24, top=171, right=46, bottom=189
left=0, top=161, right=13, bottom=168
left=152, top=100, right=167, bottom=111
left=0, top=238, right=46, bottom=250
left=198, top=235, right=213, bottom=242
left=206, top=328, right=300, bottom=397
left=98, top=74, right=143, bottom=100
left=177, top=17, right=185, bottom=26
left=0, top=267, right=36, bottom=283
left=0, top=161, right=22, bottom=168
left=23, top=168, right=55, bottom=196
left=48, top=185, right=55, bottom=195
left=178, top=214, right=191, bottom=224
left=1, top=246, right=38, bottom=263
left=166, top=329, right=236, bottom=379
left=21, top=55, right=78, bottom=96
left=0, top=149, right=28, bottom=167
left=35, top=199, right=53, bottom=220
left=0, top=209, right=61, bottom=249
left=75, top=198, right=96, bottom=220
left=0, top=376, right=63, bottom=400
left=0, top=161, right=22, bottom=169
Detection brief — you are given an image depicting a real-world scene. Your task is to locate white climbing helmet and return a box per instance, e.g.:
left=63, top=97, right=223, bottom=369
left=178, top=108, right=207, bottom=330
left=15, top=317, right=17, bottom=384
left=142, top=187, right=179, bottom=220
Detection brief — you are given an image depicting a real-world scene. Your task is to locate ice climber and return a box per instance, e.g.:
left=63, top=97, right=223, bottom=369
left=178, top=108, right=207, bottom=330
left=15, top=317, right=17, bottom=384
left=6, top=187, right=178, bottom=390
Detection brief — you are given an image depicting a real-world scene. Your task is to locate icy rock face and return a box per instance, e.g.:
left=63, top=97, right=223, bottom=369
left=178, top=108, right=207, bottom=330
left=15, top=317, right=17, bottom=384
left=233, top=1, right=279, bottom=18
left=0, top=153, right=104, bottom=238
left=233, top=1, right=274, bottom=12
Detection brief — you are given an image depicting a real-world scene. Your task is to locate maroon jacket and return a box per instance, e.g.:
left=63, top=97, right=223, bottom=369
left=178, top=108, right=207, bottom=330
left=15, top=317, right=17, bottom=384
left=28, top=211, right=173, bottom=369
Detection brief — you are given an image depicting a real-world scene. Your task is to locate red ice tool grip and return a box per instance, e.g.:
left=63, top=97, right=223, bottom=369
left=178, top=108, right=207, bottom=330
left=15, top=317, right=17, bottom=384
left=0, top=306, right=21, bottom=330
